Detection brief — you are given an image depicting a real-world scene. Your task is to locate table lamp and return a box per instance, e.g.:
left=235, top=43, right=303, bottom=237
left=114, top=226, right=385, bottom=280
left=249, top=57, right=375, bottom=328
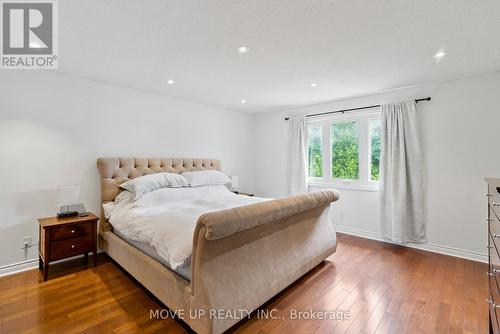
left=57, top=185, right=80, bottom=218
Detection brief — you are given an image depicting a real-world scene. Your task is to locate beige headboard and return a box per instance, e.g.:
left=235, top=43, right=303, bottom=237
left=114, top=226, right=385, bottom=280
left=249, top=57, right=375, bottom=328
left=97, top=157, right=222, bottom=232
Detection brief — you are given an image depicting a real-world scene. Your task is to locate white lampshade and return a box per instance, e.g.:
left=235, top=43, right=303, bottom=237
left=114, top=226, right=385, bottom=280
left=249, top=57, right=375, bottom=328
left=230, top=176, right=239, bottom=190
left=58, top=185, right=80, bottom=207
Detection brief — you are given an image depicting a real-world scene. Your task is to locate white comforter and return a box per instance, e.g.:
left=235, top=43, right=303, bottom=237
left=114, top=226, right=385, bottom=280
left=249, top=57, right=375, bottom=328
left=103, top=185, right=267, bottom=270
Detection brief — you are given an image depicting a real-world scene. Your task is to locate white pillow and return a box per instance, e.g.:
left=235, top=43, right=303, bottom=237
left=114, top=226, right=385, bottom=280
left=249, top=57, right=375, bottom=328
left=181, top=170, right=231, bottom=187
left=114, top=190, right=134, bottom=203
left=119, top=172, right=189, bottom=200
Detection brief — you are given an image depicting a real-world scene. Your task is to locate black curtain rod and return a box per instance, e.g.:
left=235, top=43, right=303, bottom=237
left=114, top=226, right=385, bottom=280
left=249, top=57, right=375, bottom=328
left=284, top=97, right=431, bottom=121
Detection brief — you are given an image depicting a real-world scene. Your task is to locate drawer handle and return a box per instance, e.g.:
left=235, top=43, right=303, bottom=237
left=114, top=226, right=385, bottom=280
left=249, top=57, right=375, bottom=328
left=71, top=229, right=75, bottom=234
left=487, top=300, right=500, bottom=309
left=493, top=234, right=500, bottom=238
left=71, top=245, right=75, bottom=249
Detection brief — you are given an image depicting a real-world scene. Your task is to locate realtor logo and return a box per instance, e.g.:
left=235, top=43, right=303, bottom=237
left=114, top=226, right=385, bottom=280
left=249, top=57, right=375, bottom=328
left=1, top=0, right=58, bottom=69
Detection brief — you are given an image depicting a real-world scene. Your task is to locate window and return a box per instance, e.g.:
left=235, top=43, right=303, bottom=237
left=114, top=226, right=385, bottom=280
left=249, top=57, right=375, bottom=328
left=307, top=109, right=381, bottom=190
left=307, top=125, right=323, bottom=177
left=331, top=121, right=359, bottom=180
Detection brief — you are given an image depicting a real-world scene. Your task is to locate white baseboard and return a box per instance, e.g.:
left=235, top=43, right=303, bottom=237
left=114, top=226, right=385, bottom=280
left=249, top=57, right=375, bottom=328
left=0, top=258, right=39, bottom=277
left=0, top=229, right=487, bottom=277
left=0, top=251, right=105, bottom=277
left=333, top=224, right=488, bottom=263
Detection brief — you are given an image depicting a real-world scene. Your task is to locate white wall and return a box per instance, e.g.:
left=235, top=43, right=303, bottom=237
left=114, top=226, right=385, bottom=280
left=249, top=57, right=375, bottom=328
left=0, top=70, right=256, bottom=270
left=254, top=71, right=500, bottom=262
left=1, top=70, right=498, bottom=272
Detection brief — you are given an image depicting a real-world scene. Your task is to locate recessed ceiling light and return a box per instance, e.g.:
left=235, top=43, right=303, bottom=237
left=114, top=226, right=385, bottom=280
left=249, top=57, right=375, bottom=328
left=310, top=82, right=318, bottom=87
left=241, top=99, right=247, bottom=104
left=433, top=50, right=447, bottom=61
left=237, top=46, right=250, bottom=54
left=166, top=79, right=175, bottom=85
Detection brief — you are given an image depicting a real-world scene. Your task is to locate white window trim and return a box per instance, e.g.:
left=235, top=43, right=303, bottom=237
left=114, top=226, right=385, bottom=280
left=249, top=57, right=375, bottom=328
left=308, top=179, right=380, bottom=191
left=306, top=107, right=381, bottom=192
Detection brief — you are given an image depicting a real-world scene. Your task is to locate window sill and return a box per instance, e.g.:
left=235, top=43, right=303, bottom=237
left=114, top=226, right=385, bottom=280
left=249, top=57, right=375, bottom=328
left=308, top=180, right=379, bottom=192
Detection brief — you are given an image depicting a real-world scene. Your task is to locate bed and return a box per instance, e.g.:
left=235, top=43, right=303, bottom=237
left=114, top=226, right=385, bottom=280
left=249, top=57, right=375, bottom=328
left=97, top=157, right=339, bottom=334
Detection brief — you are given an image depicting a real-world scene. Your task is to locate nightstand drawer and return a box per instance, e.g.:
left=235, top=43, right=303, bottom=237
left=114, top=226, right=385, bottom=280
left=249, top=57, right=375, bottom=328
left=51, top=223, right=93, bottom=241
left=50, top=235, right=93, bottom=261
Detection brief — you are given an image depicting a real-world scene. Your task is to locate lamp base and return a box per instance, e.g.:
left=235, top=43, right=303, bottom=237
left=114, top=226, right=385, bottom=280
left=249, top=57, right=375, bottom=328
left=57, top=211, right=79, bottom=218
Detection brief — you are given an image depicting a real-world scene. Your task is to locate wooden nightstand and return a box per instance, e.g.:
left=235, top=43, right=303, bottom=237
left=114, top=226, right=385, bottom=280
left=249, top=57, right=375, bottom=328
left=38, top=213, right=98, bottom=281
left=233, top=191, right=255, bottom=197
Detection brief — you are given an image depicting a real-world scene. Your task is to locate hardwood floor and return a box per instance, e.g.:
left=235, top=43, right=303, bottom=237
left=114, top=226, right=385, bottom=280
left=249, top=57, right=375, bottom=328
left=0, top=233, right=488, bottom=334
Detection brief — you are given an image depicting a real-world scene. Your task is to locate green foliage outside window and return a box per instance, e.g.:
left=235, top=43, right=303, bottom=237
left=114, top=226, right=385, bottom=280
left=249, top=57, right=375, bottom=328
left=307, top=126, right=322, bottom=177
left=308, top=119, right=381, bottom=182
left=370, top=119, right=381, bottom=181
left=331, top=122, right=359, bottom=179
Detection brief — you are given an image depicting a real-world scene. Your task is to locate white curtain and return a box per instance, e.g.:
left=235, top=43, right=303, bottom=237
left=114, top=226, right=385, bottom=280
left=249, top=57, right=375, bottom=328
left=287, top=115, right=308, bottom=195
left=380, top=101, right=425, bottom=243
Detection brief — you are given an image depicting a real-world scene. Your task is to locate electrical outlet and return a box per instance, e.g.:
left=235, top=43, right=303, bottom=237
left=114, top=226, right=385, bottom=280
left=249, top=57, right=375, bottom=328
left=22, top=236, right=32, bottom=248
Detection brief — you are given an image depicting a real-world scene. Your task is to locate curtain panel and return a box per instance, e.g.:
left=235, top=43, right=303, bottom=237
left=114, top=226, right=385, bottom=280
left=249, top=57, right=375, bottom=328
left=380, top=101, right=425, bottom=243
left=287, top=115, right=308, bottom=195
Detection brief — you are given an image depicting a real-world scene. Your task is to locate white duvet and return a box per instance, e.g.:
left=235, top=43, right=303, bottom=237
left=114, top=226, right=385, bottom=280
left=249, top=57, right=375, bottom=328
left=103, top=185, right=267, bottom=270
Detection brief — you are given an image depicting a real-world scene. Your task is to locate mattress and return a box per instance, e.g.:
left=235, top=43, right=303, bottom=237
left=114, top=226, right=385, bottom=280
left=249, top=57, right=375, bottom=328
left=113, top=230, right=191, bottom=281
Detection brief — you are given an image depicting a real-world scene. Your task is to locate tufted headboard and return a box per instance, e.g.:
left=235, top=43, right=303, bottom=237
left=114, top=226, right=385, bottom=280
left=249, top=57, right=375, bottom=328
left=97, top=157, right=222, bottom=232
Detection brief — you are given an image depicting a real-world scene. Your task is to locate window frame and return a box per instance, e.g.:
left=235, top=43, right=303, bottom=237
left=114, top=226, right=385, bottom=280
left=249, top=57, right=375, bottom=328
left=306, top=108, right=381, bottom=191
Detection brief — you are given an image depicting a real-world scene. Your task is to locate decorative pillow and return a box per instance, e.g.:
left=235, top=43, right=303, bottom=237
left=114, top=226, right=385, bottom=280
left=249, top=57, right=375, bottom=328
left=119, top=172, right=189, bottom=200
left=114, top=189, right=134, bottom=203
left=181, top=170, right=231, bottom=187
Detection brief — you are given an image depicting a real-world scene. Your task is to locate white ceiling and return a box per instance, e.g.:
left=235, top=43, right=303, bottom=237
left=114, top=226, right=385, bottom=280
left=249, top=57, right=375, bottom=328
left=59, top=0, right=500, bottom=113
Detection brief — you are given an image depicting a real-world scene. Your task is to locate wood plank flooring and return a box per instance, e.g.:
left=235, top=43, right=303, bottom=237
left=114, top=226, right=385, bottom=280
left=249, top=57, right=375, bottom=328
left=0, top=233, right=488, bottom=333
